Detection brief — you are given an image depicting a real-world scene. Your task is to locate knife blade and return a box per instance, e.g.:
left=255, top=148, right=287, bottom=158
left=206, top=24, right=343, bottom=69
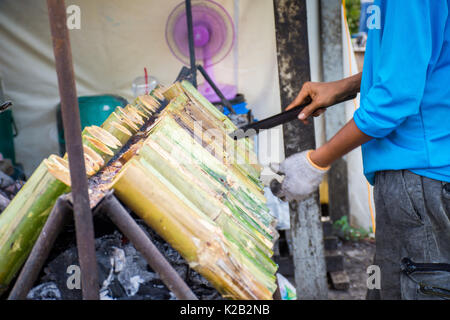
left=230, top=93, right=357, bottom=139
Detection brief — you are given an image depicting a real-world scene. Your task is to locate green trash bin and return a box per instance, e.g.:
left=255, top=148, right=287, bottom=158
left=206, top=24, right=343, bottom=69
left=57, top=95, right=128, bottom=155
left=0, top=109, right=16, bottom=164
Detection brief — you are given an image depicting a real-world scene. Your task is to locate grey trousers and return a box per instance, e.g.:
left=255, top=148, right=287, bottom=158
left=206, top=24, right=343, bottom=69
left=367, top=170, right=450, bottom=300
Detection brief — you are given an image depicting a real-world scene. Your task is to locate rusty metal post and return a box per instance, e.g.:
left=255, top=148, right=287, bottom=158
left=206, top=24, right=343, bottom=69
left=47, top=0, right=99, bottom=300
left=99, top=193, right=198, bottom=300
left=8, top=197, right=72, bottom=300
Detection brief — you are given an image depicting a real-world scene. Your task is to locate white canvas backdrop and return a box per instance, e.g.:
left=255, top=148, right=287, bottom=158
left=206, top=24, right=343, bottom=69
left=0, top=0, right=283, bottom=175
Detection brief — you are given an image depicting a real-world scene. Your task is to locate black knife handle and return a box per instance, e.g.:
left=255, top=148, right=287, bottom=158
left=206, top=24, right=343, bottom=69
left=239, top=93, right=357, bottom=133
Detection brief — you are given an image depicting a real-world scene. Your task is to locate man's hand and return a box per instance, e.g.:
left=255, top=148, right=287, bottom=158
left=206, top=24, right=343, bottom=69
left=270, top=118, right=373, bottom=202
left=286, top=82, right=342, bottom=124
left=286, top=73, right=362, bottom=124
left=270, top=150, right=330, bottom=202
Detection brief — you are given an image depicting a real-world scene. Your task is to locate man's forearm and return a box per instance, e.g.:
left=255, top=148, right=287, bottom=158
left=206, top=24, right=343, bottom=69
left=309, top=117, right=371, bottom=168
left=334, top=72, right=362, bottom=100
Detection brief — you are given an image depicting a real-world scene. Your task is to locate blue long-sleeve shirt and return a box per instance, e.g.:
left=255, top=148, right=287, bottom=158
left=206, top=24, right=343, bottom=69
left=354, top=0, right=450, bottom=185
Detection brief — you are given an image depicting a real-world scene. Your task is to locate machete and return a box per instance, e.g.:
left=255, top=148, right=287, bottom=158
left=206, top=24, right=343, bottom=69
left=230, top=93, right=357, bottom=139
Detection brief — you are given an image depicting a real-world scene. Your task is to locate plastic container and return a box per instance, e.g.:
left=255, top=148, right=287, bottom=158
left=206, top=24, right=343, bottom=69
left=131, top=75, right=159, bottom=98
left=0, top=109, right=16, bottom=164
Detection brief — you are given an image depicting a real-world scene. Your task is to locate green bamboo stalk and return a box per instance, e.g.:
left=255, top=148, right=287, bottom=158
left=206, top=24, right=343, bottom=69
left=113, top=158, right=276, bottom=299
left=139, top=142, right=275, bottom=265
left=0, top=161, right=70, bottom=294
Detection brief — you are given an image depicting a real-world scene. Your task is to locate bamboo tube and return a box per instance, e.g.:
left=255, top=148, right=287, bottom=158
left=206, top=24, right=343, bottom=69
left=137, top=95, right=160, bottom=113
left=0, top=161, right=70, bottom=294
left=123, top=107, right=146, bottom=126
left=153, top=113, right=267, bottom=204
left=150, top=85, right=166, bottom=102
left=82, top=126, right=122, bottom=151
left=133, top=103, right=153, bottom=118
left=139, top=143, right=277, bottom=274
left=82, top=136, right=114, bottom=164
left=162, top=83, right=184, bottom=101
left=112, top=159, right=274, bottom=299
left=134, top=157, right=276, bottom=296
left=180, top=80, right=256, bottom=157
left=0, top=80, right=277, bottom=300
left=115, top=107, right=144, bottom=127
left=83, top=145, right=105, bottom=169
left=148, top=115, right=278, bottom=242
left=161, top=89, right=262, bottom=188
left=126, top=104, right=149, bottom=121
left=44, top=157, right=72, bottom=185
left=139, top=113, right=278, bottom=284
left=102, top=111, right=139, bottom=134
left=142, top=134, right=275, bottom=242
left=101, top=121, right=132, bottom=146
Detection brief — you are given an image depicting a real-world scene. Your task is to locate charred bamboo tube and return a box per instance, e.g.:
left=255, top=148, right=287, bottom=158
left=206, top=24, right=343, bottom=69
left=0, top=161, right=70, bottom=294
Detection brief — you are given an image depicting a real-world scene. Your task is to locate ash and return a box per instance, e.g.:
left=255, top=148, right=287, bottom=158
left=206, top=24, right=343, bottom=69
left=28, top=218, right=222, bottom=300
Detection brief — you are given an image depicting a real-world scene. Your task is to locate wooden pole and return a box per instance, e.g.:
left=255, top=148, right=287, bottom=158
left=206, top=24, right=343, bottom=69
left=273, top=0, right=328, bottom=299
left=47, top=0, right=99, bottom=300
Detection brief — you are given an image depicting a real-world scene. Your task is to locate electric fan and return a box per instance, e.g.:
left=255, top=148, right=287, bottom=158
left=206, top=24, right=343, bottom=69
left=166, top=0, right=237, bottom=103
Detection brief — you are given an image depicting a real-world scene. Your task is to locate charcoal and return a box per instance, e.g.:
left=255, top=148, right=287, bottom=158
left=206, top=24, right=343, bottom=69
left=29, top=221, right=221, bottom=300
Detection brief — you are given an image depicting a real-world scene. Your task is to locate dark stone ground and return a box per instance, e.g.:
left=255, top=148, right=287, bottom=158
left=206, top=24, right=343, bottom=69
left=327, top=239, right=376, bottom=300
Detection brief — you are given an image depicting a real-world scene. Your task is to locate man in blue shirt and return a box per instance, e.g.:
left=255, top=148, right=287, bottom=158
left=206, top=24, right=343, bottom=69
left=275, top=0, right=450, bottom=299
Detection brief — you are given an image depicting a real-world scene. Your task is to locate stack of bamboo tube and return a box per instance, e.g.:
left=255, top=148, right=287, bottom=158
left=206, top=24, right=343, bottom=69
left=0, top=82, right=278, bottom=299
left=0, top=90, right=163, bottom=294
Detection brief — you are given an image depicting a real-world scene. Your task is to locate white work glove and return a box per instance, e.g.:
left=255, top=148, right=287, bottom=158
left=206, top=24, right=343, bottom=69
left=270, top=150, right=329, bottom=202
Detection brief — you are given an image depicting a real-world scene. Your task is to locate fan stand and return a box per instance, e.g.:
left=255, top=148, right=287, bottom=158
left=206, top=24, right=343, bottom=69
left=177, top=0, right=236, bottom=114
left=198, top=46, right=237, bottom=104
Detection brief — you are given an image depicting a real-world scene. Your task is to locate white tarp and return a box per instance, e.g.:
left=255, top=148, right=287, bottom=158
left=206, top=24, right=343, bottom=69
left=0, top=0, right=283, bottom=175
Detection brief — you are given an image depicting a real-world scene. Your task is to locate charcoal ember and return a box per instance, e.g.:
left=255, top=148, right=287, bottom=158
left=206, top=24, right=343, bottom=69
left=27, top=282, right=61, bottom=300
left=0, top=170, right=14, bottom=189
left=0, top=191, right=9, bottom=213
left=136, top=220, right=223, bottom=300
left=0, top=169, right=25, bottom=213
left=30, top=222, right=221, bottom=300
left=3, top=180, right=25, bottom=198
